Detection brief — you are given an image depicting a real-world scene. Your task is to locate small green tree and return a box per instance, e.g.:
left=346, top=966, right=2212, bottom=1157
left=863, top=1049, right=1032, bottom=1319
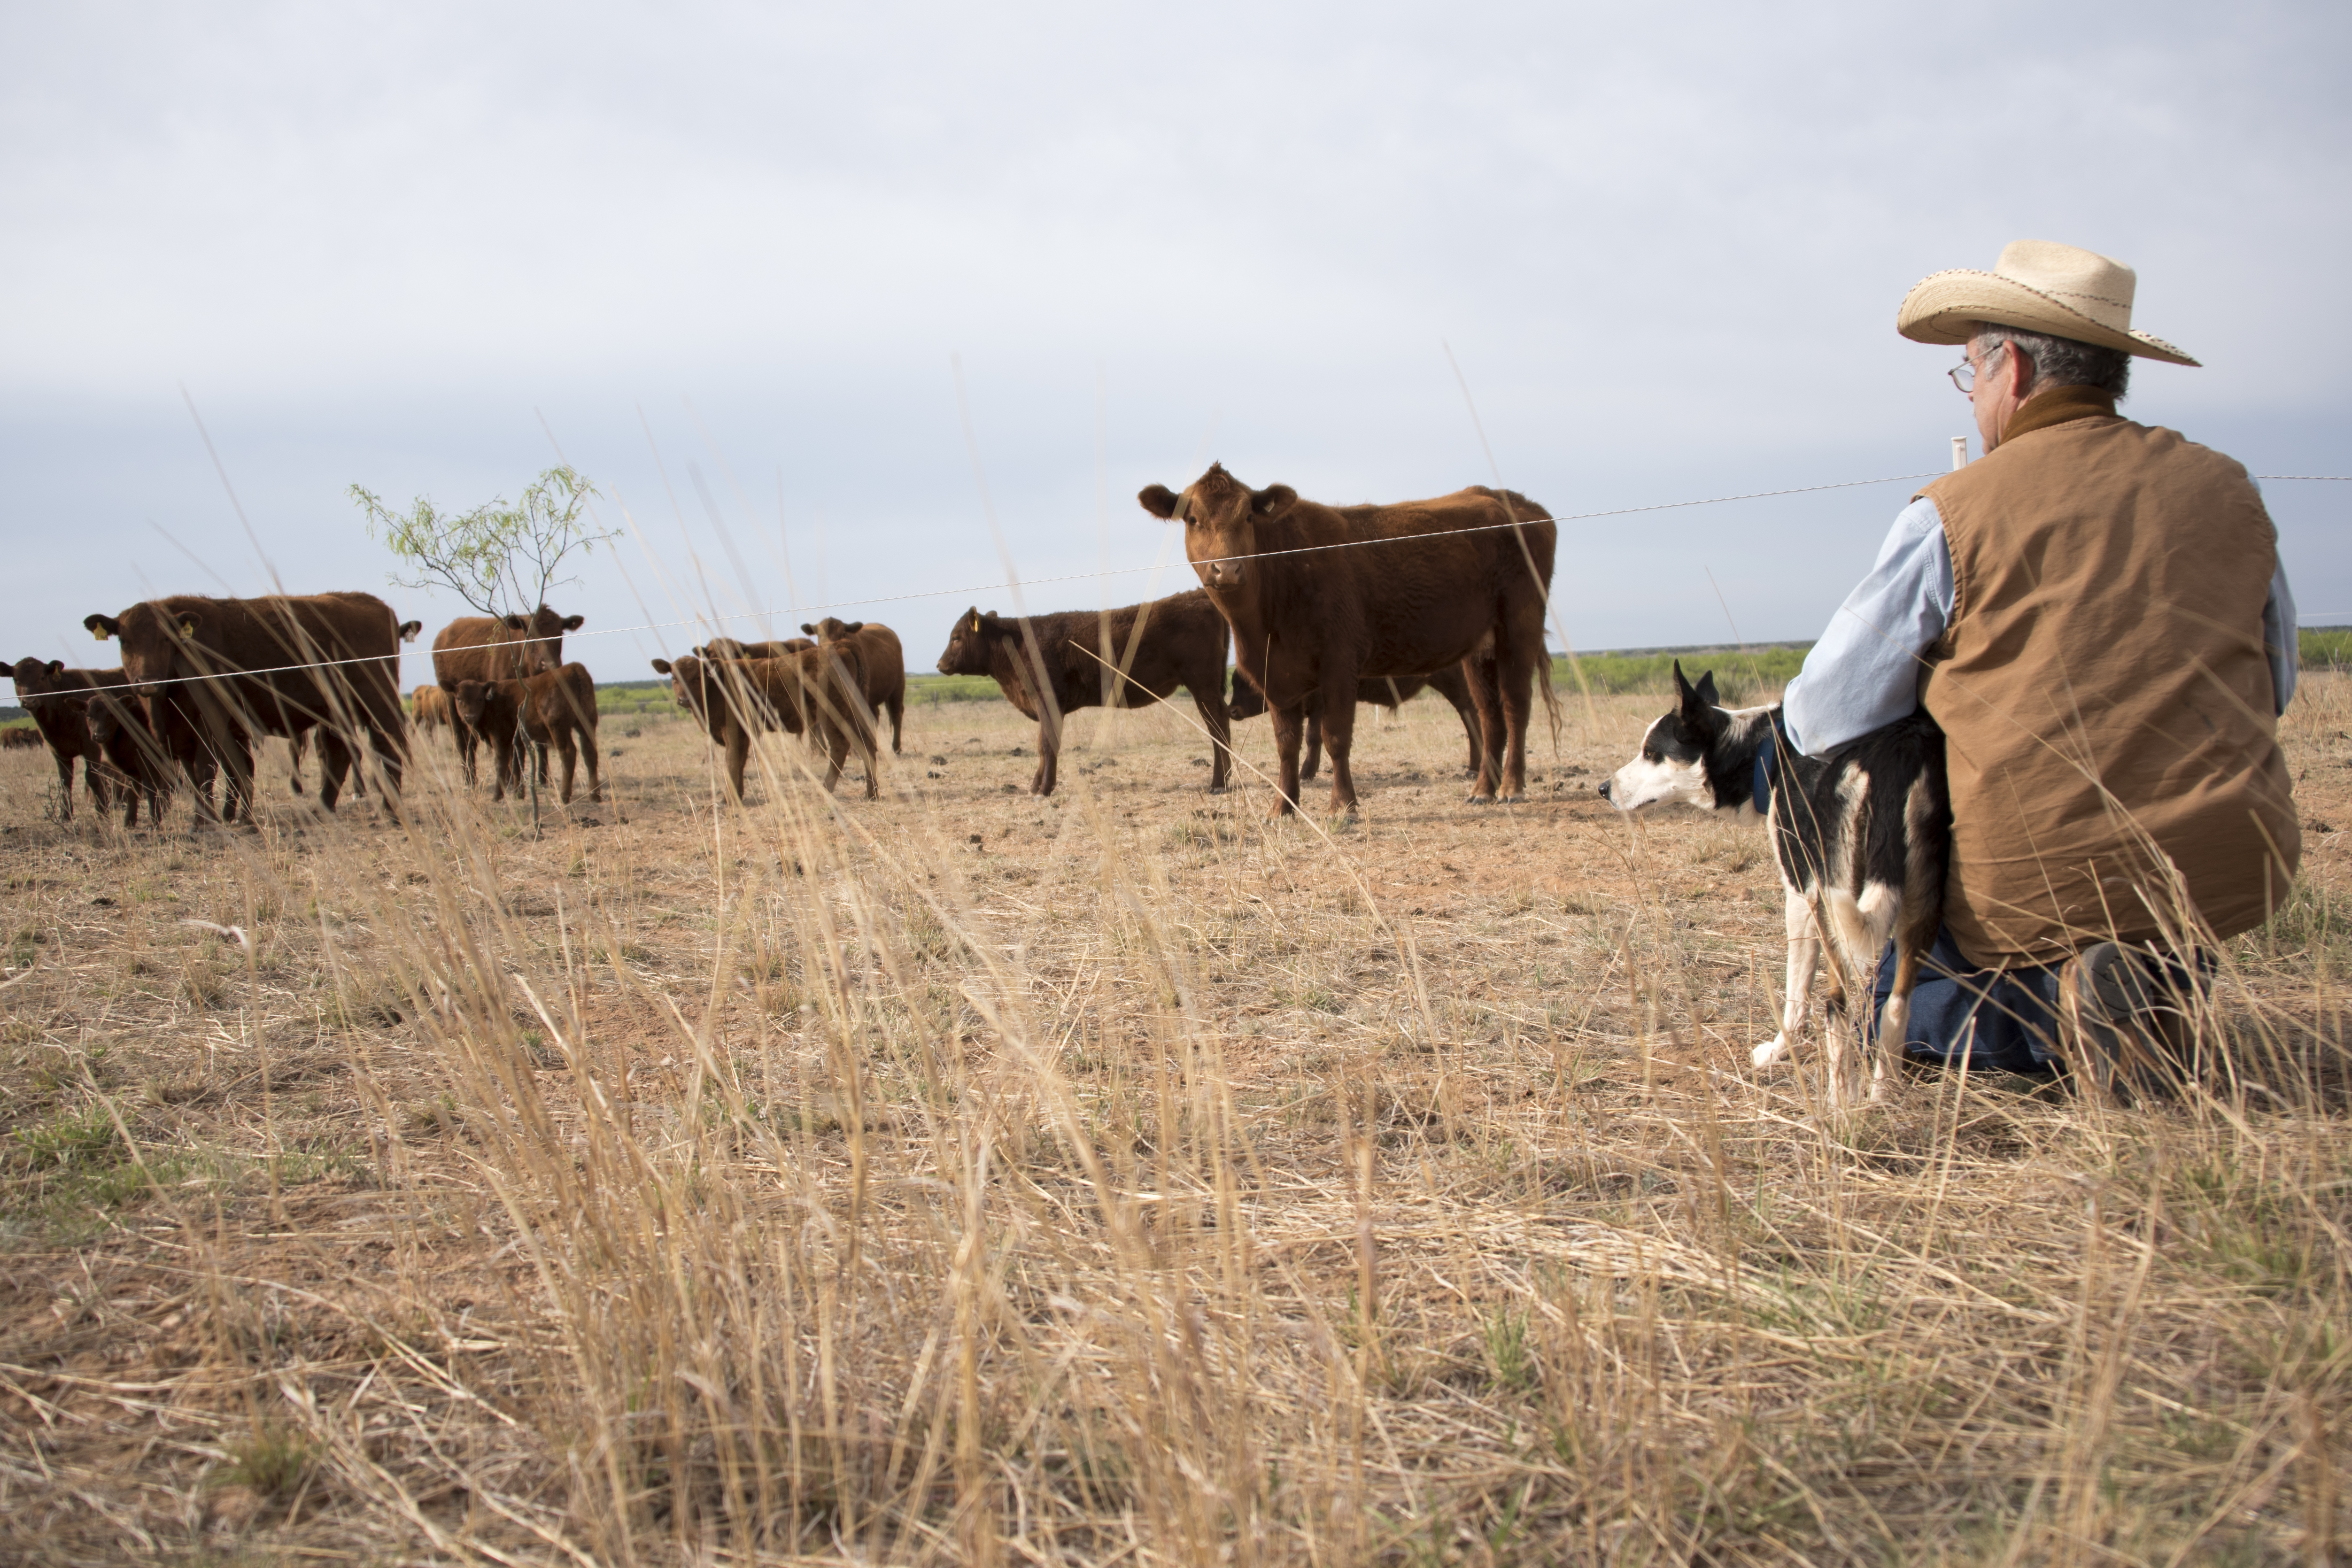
left=351, top=466, right=612, bottom=618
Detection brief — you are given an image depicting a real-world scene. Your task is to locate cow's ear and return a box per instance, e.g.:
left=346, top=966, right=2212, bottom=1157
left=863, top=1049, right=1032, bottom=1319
left=799, top=622, right=818, bottom=636
left=980, top=612, right=1000, bottom=631
left=46, top=661, right=63, bottom=680
left=177, top=612, right=201, bottom=639
left=84, top=613, right=120, bottom=641
left=399, top=619, right=423, bottom=642
left=1137, top=484, right=1179, bottom=520
left=561, top=615, right=584, bottom=631
left=1250, top=484, right=1298, bottom=517
left=503, top=614, right=528, bottom=631
left=651, top=659, right=673, bottom=675
left=840, top=621, right=863, bottom=634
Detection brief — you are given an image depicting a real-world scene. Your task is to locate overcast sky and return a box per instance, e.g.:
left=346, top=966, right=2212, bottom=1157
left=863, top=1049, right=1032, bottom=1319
left=5, top=1, right=2348, bottom=694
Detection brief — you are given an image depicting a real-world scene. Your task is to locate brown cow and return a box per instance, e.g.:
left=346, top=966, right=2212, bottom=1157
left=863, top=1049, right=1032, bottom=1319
left=652, top=644, right=876, bottom=801
left=1227, top=664, right=1491, bottom=782
left=1138, top=467, right=1557, bottom=813
left=411, top=684, right=450, bottom=733
left=0, top=726, right=41, bottom=749
left=500, top=664, right=602, bottom=804
left=931, top=591, right=1232, bottom=796
left=801, top=618, right=906, bottom=754
left=82, top=592, right=409, bottom=820
left=7, top=659, right=126, bottom=819
left=451, top=680, right=523, bottom=800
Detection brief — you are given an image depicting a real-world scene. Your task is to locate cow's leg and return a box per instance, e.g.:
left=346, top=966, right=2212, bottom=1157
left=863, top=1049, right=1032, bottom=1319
left=1754, top=887, right=1822, bottom=1071
left=1322, top=691, right=1361, bottom=816
left=51, top=745, right=76, bottom=822
left=888, top=695, right=904, bottom=755
left=555, top=730, right=577, bottom=804
left=455, top=718, right=478, bottom=787
left=287, top=730, right=309, bottom=796
left=1194, top=688, right=1230, bottom=793
left=821, top=726, right=848, bottom=795
left=1465, top=657, right=1505, bottom=803
left=724, top=722, right=751, bottom=803
left=1497, top=645, right=1534, bottom=802
left=84, top=749, right=112, bottom=820
left=579, top=720, right=603, bottom=804
left=1300, top=710, right=1323, bottom=783
left=1270, top=702, right=1306, bottom=816
left=317, top=732, right=353, bottom=811
left=224, top=738, right=256, bottom=825
left=1451, top=687, right=1483, bottom=778
left=1033, top=709, right=1060, bottom=796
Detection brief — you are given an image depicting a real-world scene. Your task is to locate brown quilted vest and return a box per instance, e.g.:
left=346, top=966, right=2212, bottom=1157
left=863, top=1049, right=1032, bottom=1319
left=1919, top=386, right=2299, bottom=967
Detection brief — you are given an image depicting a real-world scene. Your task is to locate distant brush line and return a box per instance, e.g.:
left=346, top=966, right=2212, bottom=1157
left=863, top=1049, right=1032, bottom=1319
left=70, top=469, right=2352, bottom=688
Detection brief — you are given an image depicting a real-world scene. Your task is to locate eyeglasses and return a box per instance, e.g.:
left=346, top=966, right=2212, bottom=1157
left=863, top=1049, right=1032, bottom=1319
left=1949, top=340, right=2008, bottom=394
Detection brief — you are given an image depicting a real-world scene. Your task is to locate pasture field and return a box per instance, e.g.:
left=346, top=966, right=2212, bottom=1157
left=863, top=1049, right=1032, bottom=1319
left=0, top=675, right=2347, bottom=1566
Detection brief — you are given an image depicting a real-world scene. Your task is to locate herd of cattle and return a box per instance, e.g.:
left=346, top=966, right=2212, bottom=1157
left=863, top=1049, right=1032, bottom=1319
left=7, top=469, right=1563, bottom=827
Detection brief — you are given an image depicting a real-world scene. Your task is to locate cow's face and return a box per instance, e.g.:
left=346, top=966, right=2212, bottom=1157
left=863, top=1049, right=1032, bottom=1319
left=84, top=604, right=194, bottom=690
left=453, top=680, right=497, bottom=729
left=8, top=658, right=68, bottom=702
left=1138, top=463, right=1297, bottom=593
left=935, top=609, right=1001, bottom=676
left=502, top=604, right=584, bottom=674
left=651, top=656, right=709, bottom=722
left=802, top=618, right=860, bottom=641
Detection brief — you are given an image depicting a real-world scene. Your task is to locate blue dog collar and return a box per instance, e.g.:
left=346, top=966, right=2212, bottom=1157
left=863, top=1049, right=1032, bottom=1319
left=1749, top=710, right=1790, bottom=815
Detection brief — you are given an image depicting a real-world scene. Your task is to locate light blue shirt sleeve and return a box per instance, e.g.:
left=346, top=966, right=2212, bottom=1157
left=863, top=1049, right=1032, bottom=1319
left=1781, top=496, right=1953, bottom=757
left=2265, top=557, right=2297, bottom=715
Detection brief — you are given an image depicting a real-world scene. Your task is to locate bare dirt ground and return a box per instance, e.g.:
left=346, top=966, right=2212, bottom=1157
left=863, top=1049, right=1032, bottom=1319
left=0, top=673, right=2346, bottom=1565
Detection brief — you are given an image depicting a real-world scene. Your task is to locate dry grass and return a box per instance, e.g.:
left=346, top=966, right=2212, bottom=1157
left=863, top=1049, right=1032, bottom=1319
left=0, top=672, right=2346, bottom=1566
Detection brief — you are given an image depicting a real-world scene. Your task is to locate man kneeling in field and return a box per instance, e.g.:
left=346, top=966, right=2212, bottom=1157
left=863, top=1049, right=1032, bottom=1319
left=1779, top=240, right=2300, bottom=1097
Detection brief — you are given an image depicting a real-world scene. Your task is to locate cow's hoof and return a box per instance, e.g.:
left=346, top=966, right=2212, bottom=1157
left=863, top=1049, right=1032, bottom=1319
left=1464, top=793, right=1497, bottom=806
left=1497, top=792, right=1525, bottom=804
left=1206, top=784, right=1228, bottom=795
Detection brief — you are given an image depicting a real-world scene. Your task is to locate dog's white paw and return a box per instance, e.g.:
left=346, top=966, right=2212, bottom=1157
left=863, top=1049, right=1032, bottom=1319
left=1751, top=1034, right=1790, bottom=1069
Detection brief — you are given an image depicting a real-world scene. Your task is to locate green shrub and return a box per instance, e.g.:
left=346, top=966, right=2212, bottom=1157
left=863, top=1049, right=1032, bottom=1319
left=1554, top=645, right=1810, bottom=705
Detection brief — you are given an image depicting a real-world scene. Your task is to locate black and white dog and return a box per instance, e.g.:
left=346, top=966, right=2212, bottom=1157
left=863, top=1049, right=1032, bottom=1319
left=1599, top=663, right=1950, bottom=1105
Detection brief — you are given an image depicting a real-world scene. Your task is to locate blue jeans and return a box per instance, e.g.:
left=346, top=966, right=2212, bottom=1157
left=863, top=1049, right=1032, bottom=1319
left=1867, top=929, right=2065, bottom=1075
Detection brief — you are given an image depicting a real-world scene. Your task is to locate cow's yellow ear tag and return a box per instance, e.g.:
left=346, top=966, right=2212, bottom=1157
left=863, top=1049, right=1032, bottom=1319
left=92, top=628, right=107, bottom=641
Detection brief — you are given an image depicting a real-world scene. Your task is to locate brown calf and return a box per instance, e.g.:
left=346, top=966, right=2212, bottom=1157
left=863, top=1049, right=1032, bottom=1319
left=651, top=644, right=876, bottom=801
left=7, top=659, right=126, bottom=820
left=1138, top=467, right=1557, bottom=814
left=503, top=664, right=603, bottom=804
left=80, top=692, right=173, bottom=827
left=801, top=618, right=906, bottom=754
left=931, top=591, right=1231, bottom=796
left=0, top=726, right=40, bottom=749
left=82, top=592, right=409, bottom=820
left=450, top=680, right=522, bottom=798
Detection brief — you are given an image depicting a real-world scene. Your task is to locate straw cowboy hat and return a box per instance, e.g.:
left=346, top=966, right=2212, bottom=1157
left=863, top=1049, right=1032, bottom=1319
left=1896, top=239, right=2198, bottom=367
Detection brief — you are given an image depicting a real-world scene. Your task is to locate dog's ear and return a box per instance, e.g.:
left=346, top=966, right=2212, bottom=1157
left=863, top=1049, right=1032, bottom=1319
left=1693, top=669, right=1718, bottom=709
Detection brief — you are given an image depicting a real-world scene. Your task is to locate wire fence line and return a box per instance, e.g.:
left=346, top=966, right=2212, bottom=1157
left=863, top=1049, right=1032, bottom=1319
left=31, top=468, right=2352, bottom=691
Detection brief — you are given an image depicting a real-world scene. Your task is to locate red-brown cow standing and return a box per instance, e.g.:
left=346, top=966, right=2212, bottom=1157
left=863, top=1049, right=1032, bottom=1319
left=432, top=606, right=582, bottom=784
left=801, top=618, right=907, bottom=754
left=411, top=684, right=450, bottom=733
left=651, top=644, right=876, bottom=801
left=1226, top=661, right=1492, bottom=782
left=7, top=659, right=127, bottom=820
left=932, top=591, right=1232, bottom=797
left=82, top=592, right=410, bottom=821
left=498, top=664, right=602, bottom=805
left=1138, top=466, right=1556, bottom=814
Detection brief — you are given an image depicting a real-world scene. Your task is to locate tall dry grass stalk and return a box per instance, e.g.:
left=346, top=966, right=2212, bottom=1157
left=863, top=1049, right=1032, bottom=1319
left=0, top=656, right=2345, bottom=1565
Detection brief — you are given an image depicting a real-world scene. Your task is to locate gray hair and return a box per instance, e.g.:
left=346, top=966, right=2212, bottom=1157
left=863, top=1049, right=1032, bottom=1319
left=1971, top=322, right=2130, bottom=401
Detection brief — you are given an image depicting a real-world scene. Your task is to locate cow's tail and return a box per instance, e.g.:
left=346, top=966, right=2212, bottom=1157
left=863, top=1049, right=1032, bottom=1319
left=1536, top=646, right=1563, bottom=755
